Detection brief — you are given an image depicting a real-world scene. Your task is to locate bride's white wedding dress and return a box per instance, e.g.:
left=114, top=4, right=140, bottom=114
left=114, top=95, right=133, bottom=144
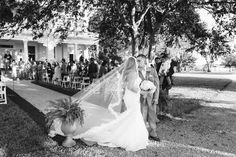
left=50, top=77, right=148, bottom=151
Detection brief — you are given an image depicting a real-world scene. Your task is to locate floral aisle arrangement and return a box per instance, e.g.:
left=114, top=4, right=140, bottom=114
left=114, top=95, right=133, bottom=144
left=45, top=97, right=85, bottom=147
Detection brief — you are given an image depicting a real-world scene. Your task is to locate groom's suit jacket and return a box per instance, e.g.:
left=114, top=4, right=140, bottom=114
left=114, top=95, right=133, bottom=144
left=139, top=66, right=160, bottom=135
left=138, top=66, right=160, bottom=103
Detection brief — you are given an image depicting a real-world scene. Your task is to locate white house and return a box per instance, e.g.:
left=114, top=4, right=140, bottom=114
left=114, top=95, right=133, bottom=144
left=0, top=31, right=99, bottom=68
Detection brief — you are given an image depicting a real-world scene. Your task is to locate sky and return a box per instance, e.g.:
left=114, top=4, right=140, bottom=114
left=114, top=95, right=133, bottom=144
left=196, top=9, right=216, bottom=30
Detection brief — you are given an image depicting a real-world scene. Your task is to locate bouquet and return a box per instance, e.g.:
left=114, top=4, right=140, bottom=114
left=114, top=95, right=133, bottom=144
left=140, top=80, right=156, bottom=96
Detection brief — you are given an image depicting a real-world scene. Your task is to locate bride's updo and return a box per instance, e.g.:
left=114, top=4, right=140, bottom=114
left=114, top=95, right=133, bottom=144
left=122, top=57, right=137, bottom=88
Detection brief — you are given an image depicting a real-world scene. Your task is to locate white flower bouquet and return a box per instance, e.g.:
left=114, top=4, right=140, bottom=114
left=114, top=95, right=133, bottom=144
left=140, top=80, right=156, bottom=95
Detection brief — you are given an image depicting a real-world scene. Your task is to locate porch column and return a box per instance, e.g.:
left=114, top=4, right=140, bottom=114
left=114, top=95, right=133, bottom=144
left=47, top=46, right=55, bottom=61
left=46, top=38, right=56, bottom=61
left=74, top=43, right=78, bottom=62
left=23, top=40, right=28, bottom=62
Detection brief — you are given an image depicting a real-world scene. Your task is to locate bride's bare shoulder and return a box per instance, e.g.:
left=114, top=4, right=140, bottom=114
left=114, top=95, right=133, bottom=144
left=127, top=71, right=138, bottom=81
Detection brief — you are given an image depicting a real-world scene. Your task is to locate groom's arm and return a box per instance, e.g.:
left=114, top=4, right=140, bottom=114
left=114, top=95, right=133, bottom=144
left=151, top=68, right=160, bottom=104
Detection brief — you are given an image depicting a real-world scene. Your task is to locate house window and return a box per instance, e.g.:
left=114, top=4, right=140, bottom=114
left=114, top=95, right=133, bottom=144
left=0, top=45, right=13, bottom=48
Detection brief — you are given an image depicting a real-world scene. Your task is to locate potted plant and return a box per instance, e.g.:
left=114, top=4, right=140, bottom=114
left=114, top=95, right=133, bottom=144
left=45, top=97, right=85, bottom=147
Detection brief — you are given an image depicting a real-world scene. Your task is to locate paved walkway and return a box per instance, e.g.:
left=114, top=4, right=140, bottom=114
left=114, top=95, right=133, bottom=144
left=2, top=76, right=68, bottom=114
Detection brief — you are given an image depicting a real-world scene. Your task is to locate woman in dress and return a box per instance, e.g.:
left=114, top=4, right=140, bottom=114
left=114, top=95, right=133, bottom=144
left=77, top=56, right=148, bottom=151
left=50, top=57, right=148, bottom=151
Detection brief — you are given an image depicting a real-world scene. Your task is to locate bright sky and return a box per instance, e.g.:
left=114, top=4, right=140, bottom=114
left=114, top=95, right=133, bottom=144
left=196, top=9, right=216, bottom=30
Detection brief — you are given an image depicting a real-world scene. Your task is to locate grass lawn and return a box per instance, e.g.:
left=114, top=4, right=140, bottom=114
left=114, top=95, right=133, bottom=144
left=1, top=73, right=235, bottom=156
left=168, top=74, right=232, bottom=117
left=0, top=99, right=78, bottom=157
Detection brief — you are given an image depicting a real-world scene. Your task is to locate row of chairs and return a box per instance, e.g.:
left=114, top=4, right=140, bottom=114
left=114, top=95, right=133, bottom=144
left=42, top=73, right=94, bottom=90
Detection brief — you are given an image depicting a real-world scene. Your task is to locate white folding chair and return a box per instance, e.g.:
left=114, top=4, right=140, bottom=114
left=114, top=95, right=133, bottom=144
left=0, top=82, right=7, bottom=104
left=71, top=76, right=81, bottom=90
left=61, top=75, right=71, bottom=88
left=81, top=77, right=90, bottom=89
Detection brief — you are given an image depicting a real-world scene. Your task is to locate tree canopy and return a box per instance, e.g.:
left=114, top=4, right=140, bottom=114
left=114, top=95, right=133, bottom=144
left=0, top=0, right=236, bottom=58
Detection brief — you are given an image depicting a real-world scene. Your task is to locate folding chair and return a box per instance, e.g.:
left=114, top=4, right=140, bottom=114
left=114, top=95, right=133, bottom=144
left=0, top=82, right=7, bottom=104
left=81, top=77, right=90, bottom=89
left=61, top=75, right=71, bottom=88
left=71, top=76, right=81, bottom=90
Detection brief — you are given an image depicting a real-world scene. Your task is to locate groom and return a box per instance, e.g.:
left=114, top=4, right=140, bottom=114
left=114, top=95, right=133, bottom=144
left=137, top=54, right=160, bottom=141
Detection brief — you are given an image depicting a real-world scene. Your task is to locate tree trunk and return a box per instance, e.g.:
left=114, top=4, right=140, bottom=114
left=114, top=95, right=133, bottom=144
left=146, top=10, right=154, bottom=60
left=131, top=27, right=139, bottom=56
left=131, top=33, right=138, bottom=56
left=204, top=55, right=211, bottom=72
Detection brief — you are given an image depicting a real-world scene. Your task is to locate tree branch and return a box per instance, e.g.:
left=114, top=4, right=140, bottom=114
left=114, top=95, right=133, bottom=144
left=131, top=7, right=136, bottom=26
left=136, top=5, right=151, bottom=27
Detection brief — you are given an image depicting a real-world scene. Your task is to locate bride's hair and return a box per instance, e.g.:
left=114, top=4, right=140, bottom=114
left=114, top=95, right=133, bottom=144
left=122, top=57, right=137, bottom=89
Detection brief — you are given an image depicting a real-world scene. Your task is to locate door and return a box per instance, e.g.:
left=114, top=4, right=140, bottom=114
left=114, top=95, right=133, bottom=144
left=69, top=54, right=73, bottom=62
left=28, top=46, right=35, bottom=61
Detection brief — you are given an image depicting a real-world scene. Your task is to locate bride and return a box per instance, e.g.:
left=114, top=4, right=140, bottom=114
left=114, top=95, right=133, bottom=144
left=49, top=56, right=149, bottom=151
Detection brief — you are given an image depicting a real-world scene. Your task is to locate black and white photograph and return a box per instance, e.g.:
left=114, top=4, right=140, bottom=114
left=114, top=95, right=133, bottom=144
left=0, top=0, right=236, bottom=156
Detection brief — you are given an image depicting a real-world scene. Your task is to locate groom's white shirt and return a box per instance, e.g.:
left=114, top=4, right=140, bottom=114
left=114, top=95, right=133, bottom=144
left=140, top=66, right=146, bottom=79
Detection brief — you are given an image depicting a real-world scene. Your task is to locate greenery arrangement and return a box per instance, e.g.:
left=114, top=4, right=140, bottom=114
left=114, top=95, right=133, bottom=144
left=45, top=97, right=85, bottom=129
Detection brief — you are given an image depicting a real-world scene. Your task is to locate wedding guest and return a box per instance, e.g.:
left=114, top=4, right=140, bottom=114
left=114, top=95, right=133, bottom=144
left=18, top=58, right=25, bottom=79
left=4, top=50, right=12, bottom=73
left=52, top=62, right=61, bottom=82
left=168, top=57, right=178, bottom=85
left=154, top=54, right=171, bottom=115
left=71, top=61, right=77, bottom=76
left=46, top=63, right=53, bottom=82
left=11, top=60, right=18, bottom=79
left=37, top=62, right=43, bottom=81
left=98, top=60, right=107, bottom=78
left=88, top=58, right=98, bottom=83
left=61, top=58, right=67, bottom=80
left=32, top=61, right=37, bottom=80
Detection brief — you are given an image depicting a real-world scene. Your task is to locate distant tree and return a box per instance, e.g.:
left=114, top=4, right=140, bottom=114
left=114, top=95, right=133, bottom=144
left=179, top=52, right=197, bottom=71
left=222, top=53, right=236, bottom=71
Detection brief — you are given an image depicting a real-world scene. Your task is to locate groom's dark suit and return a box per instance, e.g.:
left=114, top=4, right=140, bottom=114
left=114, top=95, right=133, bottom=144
left=139, top=66, right=160, bottom=138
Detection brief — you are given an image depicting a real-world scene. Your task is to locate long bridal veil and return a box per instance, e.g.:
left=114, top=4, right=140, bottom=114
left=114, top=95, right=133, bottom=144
left=49, top=61, right=130, bottom=138
left=72, top=62, right=125, bottom=116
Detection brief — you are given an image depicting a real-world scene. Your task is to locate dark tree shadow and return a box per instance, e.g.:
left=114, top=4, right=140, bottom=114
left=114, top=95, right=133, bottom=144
left=174, top=76, right=233, bottom=92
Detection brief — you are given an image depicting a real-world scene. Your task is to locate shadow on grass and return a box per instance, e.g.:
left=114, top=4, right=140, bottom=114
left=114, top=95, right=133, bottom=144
left=31, top=81, right=79, bottom=96
left=166, top=96, right=236, bottom=119
left=6, top=87, right=47, bottom=132
left=168, top=97, right=203, bottom=118
left=0, top=99, right=47, bottom=156
left=174, top=76, right=232, bottom=91
left=0, top=99, right=88, bottom=156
